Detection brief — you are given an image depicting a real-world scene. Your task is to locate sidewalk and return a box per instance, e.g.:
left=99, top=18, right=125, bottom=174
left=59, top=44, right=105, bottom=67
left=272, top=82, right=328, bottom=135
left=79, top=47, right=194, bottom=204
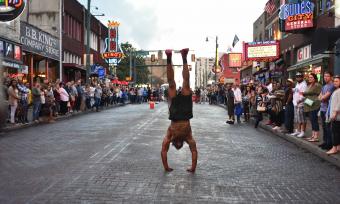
left=217, top=104, right=340, bottom=169
left=1, top=103, right=128, bottom=133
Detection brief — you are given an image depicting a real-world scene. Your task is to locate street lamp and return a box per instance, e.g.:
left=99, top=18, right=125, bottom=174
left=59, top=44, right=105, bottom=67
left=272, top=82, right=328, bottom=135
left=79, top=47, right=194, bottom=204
left=206, top=36, right=219, bottom=85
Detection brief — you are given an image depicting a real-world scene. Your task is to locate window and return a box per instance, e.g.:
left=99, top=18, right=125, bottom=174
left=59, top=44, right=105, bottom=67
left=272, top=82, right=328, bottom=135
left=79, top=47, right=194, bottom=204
left=5, top=42, right=14, bottom=58
left=100, top=38, right=106, bottom=53
left=14, top=45, right=21, bottom=61
left=90, top=32, right=98, bottom=51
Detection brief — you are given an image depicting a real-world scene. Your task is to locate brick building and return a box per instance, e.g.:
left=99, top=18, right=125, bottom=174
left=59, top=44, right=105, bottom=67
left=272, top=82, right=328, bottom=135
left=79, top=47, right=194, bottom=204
left=62, top=0, right=108, bottom=82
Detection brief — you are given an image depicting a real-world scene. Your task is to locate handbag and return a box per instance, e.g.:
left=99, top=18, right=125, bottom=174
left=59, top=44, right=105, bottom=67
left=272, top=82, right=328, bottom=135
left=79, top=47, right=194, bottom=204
left=304, top=98, right=314, bottom=106
left=257, top=106, right=266, bottom=112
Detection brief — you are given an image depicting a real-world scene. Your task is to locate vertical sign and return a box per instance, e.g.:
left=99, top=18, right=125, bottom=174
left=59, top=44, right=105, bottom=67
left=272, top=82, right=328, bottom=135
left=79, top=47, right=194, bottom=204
left=108, top=21, right=119, bottom=52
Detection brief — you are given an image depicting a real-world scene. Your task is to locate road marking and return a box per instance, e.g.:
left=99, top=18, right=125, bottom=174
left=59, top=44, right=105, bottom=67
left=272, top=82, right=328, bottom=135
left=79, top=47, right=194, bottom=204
left=104, top=144, right=110, bottom=149
left=95, top=138, right=130, bottom=163
left=109, top=142, right=130, bottom=162
left=90, top=152, right=100, bottom=158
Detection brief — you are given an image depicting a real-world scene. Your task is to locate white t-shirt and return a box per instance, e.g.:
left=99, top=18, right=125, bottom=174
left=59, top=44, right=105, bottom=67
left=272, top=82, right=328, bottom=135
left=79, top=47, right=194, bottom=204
left=89, top=87, right=96, bottom=97
left=59, top=88, right=69, bottom=102
left=267, top=83, right=273, bottom=93
left=293, top=81, right=307, bottom=107
left=233, top=88, right=242, bottom=103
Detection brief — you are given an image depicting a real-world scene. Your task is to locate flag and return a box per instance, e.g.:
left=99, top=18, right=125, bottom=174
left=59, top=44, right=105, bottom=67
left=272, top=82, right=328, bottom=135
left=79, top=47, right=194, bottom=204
left=265, top=0, right=276, bottom=14
left=232, top=35, right=239, bottom=48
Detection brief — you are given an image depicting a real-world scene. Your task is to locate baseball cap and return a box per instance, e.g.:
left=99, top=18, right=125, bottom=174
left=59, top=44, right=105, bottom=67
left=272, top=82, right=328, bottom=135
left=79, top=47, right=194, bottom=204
left=296, top=72, right=303, bottom=77
left=287, top=78, right=294, bottom=84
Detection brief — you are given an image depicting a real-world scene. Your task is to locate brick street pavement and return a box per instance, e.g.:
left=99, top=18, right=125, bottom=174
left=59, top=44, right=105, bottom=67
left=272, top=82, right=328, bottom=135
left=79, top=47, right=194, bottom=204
left=1, top=103, right=340, bottom=203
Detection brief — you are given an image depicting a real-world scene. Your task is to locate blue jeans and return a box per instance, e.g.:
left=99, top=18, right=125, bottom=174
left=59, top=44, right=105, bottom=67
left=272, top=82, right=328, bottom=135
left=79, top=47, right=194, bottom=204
left=95, top=98, right=101, bottom=110
left=285, top=103, right=294, bottom=133
left=321, top=111, right=332, bottom=147
left=307, top=109, right=320, bottom=131
left=33, top=101, right=41, bottom=121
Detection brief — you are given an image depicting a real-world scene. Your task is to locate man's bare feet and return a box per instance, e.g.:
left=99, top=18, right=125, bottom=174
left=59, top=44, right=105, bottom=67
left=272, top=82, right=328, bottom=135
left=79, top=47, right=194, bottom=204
left=186, top=167, right=195, bottom=173
left=180, top=48, right=189, bottom=58
left=164, top=167, right=174, bottom=172
left=165, top=49, right=172, bottom=58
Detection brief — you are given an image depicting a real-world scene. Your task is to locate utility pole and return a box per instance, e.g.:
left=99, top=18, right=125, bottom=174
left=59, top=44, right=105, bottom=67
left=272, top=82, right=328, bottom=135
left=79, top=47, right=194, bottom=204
left=215, top=36, right=219, bottom=84
left=86, top=0, right=91, bottom=84
left=129, top=52, right=133, bottom=82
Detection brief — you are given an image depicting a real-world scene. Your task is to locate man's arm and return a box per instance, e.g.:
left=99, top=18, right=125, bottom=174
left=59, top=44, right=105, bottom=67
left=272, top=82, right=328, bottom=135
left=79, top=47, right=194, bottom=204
left=161, top=129, right=173, bottom=172
left=186, top=133, right=197, bottom=173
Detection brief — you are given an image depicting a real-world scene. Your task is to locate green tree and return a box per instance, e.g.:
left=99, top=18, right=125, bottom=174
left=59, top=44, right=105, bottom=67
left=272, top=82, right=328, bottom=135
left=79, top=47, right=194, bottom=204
left=116, top=42, right=150, bottom=84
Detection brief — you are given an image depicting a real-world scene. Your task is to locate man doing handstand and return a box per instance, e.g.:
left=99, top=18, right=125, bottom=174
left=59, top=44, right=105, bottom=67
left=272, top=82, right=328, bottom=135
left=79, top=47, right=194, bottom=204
left=161, top=48, right=198, bottom=173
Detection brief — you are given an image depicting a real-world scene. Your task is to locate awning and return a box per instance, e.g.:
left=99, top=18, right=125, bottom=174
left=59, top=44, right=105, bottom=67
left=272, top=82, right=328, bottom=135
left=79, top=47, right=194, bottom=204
left=63, top=63, right=86, bottom=71
left=287, top=54, right=330, bottom=72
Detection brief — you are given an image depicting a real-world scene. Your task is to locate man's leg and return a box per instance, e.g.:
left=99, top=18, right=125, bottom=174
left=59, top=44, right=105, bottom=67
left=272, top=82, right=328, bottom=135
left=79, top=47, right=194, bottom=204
left=166, top=50, right=176, bottom=99
left=180, top=48, right=191, bottom=96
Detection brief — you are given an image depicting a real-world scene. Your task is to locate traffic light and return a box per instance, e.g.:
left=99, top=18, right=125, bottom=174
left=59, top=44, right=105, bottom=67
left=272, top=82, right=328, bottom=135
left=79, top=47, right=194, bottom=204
left=151, top=54, right=156, bottom=62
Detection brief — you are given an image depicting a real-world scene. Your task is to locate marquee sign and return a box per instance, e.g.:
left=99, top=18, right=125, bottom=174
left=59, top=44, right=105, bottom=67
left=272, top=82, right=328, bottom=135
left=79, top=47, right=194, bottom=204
left=244, top=41, right=280, bottom=62
left=279, top=1, right=315, bottom=31
left=0, top=0, right=26, bottom=22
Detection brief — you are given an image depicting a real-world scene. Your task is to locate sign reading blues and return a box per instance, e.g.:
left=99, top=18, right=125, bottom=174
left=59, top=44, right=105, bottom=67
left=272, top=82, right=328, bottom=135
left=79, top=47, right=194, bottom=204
left=0, top=0, right=26, bottom=22
left=279, top=1, right=315, bottom=31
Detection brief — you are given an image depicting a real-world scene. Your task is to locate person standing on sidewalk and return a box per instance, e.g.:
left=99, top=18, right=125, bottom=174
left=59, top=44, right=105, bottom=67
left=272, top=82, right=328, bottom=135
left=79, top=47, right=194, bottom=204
left=233, top=84, right=242, bottom=124
left=319, top=72, right=335, bottom=150
left=75, top=80, right=83, bottom=112
left=284, top=79, right=295, bottom=134
left=17, top=80, right=29, bottom=124
left=7, top=79, right=19, bottom=125
left=32, top=83, right=42, bottom=123
left=226, top=84, right=235, bottom=124
left=303, top=73, right=322, bottom=142
left=290, top=73, right=307, bottom=138
left=326, top=75, right=340, bottom=155
left=255, top=88, right=269, bottom=128
left=94, top=84, right=102, bottom=112
left=58, top=83, right=69, bottom=115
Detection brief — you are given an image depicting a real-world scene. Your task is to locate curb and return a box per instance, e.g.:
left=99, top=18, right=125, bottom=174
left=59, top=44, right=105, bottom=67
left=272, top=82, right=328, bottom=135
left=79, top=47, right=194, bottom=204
left=1, top=103, right=128, bottom=133
left=216, top=104, right=340, bottom=169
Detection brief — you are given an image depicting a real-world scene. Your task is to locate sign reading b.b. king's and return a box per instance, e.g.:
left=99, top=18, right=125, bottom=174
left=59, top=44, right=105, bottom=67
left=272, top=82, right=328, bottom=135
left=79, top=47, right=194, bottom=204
left=0, top=0, right=26, bottom=22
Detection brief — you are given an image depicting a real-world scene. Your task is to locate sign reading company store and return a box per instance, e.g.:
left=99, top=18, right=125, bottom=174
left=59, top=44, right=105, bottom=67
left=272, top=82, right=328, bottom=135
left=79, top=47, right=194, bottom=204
left=20, top=21, right=60, bottom=82
left=279, top=1, right=315, bottom=31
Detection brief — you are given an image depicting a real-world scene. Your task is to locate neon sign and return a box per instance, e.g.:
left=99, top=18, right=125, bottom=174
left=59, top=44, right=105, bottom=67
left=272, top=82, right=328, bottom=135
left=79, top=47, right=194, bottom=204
left=102, top=52, right=123, bottom=59
left=279, top=1, right=315, bottom=31
left=0, top=0, right=26, bottom=22
left=102, top=21, right=124, bottom=63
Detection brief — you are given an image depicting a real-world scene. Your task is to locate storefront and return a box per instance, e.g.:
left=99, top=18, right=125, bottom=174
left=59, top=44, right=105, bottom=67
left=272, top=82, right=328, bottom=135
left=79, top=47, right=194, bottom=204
left=63, top=63, right=86, bottom=82
left=287, top=44, right=330, bottom=82
left=0, top=37, right=26, bottom=78
left=20, top=21, right=60, bottom=85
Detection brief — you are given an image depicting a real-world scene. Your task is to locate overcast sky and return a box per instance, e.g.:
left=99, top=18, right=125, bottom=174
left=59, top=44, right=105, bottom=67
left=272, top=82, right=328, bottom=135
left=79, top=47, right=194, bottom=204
left=78, top=0, right=268, bottom=57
